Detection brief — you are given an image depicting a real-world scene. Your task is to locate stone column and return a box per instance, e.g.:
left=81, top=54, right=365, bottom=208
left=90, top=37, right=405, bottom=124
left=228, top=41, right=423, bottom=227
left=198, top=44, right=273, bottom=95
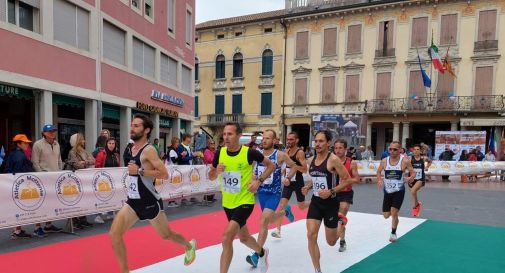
left=451, top=121, right=458, bottom=131
left=120, top=107, right=132, bottom=157
left=85, top=100, right=98, bottom=152
left=402, top=122, right=410, bottom=148
left=152, top=113, right=160, bottom=142
left=39, top=90, right=53, bottom=130
left=392, top=122, right=400, bottom=142
left=366, top=122, right=372, bottom=147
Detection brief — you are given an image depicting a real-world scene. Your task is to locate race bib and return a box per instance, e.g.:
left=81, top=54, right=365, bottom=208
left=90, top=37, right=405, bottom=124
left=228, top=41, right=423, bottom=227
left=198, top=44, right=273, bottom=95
left=415, top=169, right=423, bottom=180
left=285, top=167, right=296, bottom=182
left=312, top=176, right=328, bottom=197
left=384, top=180, right=403, bottom=194
left=222, top=171, right=241, bottom=193
left=257, top=166, right=273, bottom=185
left=127, top=176, right=141, bottom=199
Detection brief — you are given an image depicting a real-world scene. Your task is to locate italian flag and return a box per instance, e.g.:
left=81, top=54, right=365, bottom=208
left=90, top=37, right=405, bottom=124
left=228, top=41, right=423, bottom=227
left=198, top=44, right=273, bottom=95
left=428, top=37, right=445, bottom=73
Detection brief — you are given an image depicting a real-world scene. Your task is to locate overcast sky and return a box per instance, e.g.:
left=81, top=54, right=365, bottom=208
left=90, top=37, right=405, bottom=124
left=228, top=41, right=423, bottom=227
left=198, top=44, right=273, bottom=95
left=196, top=0, right=285, bottom=24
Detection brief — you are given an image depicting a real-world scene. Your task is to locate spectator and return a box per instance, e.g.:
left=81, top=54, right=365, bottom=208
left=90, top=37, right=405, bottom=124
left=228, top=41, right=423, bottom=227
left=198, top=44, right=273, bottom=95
left=165, top=137, right=180, bottom=165
left=66, top=133, right=95, bottom=228
left=153, top=138, right=161, bottom=158
left=194, top=130, right=208, bottom=152
left=5, top=134, right=36, bottom=239
left=92, top=135, right=108, bottom=158
left=123, top=139, right=134, bottom=166
left=356, top=145, right=365, bottom=160
left=468, top=149, right=478, bottom=182
left=100, top=129, right=111, bottom=139
left=304, top=146, right=313, bottom=159
left=438, top=145, right=458, bottom=182
left=475, top=146, right=485, bottom=161
left=484, top=150, right=496, bottom=162
left=362, top=145, right=374, bottom=161
left=95, top=138, right=120, bottom=168
left=177, top=134, right=194, bottom=165
left=247, top=133, right=258, bottom=148
left=31, top=124, right=64, bottom=235
left=0, top=143, right=5, bottom=173
left=203, top=139, right=217, bottom=202
left=459, top=150, right=469, bottom=161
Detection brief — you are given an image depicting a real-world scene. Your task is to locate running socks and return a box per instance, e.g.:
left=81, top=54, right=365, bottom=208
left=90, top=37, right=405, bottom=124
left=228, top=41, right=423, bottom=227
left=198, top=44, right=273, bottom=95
left=392, top=228, right=397, bottom=235
left=258, top=248, right=265, bottom=258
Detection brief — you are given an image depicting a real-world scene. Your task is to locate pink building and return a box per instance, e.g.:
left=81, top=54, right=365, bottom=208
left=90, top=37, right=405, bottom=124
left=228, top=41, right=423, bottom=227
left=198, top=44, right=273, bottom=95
left=0, top=0, right=195, bottom=155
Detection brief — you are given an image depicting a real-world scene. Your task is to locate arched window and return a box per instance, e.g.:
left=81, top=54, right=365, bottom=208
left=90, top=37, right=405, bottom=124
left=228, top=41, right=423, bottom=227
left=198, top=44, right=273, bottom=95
left=215, top=54, right=225, bottom=79
left=233, top=53, right=243, bottom=78
left=195, top=57, right=199, bottom=81
left=262, top=49, right=273, bottom=76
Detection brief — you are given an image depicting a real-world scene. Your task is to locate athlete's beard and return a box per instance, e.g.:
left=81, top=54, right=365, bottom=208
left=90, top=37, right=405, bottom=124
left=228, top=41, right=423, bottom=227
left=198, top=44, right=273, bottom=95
left=263, top=143, right=274, bottom=150
left=130, top=131, right=143, bottom=141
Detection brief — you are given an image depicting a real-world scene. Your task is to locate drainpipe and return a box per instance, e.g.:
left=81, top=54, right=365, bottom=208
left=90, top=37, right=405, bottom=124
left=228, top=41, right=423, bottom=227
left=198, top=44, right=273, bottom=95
left=280, top=18, right=288, bottom=144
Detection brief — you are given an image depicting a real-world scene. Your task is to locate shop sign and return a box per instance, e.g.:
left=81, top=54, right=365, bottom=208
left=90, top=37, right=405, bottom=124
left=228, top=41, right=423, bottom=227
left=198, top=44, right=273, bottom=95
left=151, top=90, right=184, bottom=107
left=136, top=102, right=179, bottom=118
left=460, top=118, right=505, bottom=127
left=0, top=84, right=19, bottom=96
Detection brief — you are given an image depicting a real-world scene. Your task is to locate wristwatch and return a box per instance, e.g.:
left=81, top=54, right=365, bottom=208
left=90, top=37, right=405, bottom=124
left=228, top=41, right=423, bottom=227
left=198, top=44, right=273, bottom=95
left=259, top=177, right=265, bottom=183
left=138, top=168, right=145, bottom=176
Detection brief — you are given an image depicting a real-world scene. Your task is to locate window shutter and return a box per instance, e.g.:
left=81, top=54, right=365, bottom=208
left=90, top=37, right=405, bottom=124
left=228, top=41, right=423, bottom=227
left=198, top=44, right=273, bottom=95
left=323, top=27, right=337, bottom=56
left=376, top=72, right=391, bottom=99
left=321, top=76, right=335, bottom=101
left=103, top=21, right=126, bottom=65
left=0, top=0, right=6, bottom=22
left=478, top=10, right=497, bottom=41
left=233, top=53, right=243, bottom=78
left=474, top=66, right=493, bottom=96
left=262, top=50, right=273, bottom=75
left=143, top=43, right=155, bottom=78
left=440, top=14, right=457, bottom=45
left=296, top=31, right=309, bottom=59
left=436, top=71, right=455, bottom=97
left=295, top=78, right=308, bottom=104
left=387, top=21, right=394, bottom=49
left=132, top=38, right=144, bottom=74
left=169, top=57, right=178, bottom=85
left=232, top=94, right=242, bottom=114
left=347, top=24, right=361, bottom=54
left=54, top=0, right=77, bottom=47
left=182, top=65, right=192, bottom=92
left=167, top=0, right=175, bottom=32
left=160, top=53, right=169, bottom=84
left=215, top=95, right=225, bottom=114
left=411, top=17, right=428, bottom=47
left=409, top=71, right=425, bottom=98
left=216, top=55, right=225, bottom=79
left=346, top=75, right=359, bottom=101
left=261, top=93, right=272, bottom=116
left=76, top=7, right=89, bottom=50
left=195, top=96, right=199, bottom=117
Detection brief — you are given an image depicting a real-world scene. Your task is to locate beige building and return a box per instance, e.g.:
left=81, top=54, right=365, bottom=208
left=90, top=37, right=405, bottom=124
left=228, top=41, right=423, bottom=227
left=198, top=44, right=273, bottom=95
left=282, top=0, right=505, bottom=155
left=194, top=10, right=285, bottom=138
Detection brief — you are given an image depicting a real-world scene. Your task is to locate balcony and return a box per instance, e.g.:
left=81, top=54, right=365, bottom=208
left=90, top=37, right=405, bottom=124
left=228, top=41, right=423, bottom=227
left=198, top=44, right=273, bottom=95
left=285, top=0, right=370, bottom=10
left=474, top=40, right=498, bottom=51
left=205, top=114, right=244, bottom=126
left=375, top=48, right=396, bottom=58
left=365, top=95, right=504, bottom=114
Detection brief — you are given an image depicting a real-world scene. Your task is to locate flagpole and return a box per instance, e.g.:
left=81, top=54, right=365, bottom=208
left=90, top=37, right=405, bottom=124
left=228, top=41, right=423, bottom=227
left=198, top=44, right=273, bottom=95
left=429, top=30, right=434, bottom=103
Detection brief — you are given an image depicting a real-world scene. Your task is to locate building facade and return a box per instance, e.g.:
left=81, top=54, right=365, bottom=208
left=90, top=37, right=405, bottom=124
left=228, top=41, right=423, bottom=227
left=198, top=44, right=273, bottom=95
left=282, top=0, right=505, bottom=155
left=194, top=10, right=285, bottom=139
left=0, top=0, right=195, bottom=156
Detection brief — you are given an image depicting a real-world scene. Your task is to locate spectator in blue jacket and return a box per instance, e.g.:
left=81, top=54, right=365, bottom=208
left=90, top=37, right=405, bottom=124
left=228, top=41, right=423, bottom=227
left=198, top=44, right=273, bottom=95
left=177, top=133, right=194, bottom=165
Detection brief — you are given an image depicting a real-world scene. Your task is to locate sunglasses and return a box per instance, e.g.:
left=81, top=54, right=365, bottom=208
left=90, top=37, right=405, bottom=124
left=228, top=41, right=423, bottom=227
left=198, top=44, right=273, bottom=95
left=389, top=148, right=399, bottom=152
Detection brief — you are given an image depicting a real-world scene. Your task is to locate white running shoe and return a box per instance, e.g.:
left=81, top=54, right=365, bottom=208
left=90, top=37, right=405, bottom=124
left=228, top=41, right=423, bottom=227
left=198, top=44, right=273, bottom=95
left=94, top=215, right=105, bottom=224
left=389, top=233, right=397, bottom=243
left=271, top=229, right=281, bottom=238
left=258, top=247, right=269, bottom=273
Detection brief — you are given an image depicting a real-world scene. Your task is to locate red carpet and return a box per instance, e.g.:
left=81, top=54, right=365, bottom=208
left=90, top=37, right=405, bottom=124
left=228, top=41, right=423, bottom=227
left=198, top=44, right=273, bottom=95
left=0, top=204, right=306, bottom=273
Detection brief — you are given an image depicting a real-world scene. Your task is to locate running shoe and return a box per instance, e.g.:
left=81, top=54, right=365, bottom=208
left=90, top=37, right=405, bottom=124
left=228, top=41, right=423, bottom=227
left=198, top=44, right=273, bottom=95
left=258, top=247, right=269, bottom=273
left=11, top=230, right=32, bottom=240
left=285, top=204, right=295, bottom=223
left=338, top=213, right=348, bottom=226
left=184, top=239, right=196, bottom=266
left=44, top=224, right=63, bottom=233
left=338, top=240, right=347, bottom=252
left=389, top=233, right=397, bottom=243
left=413, top=202, right=422, bottom=217
left=271, top=229, right=281, bottom=238
left=94, top=215, right=105, bottom=224
left=246, top=252, right=259, bottom=268
left=33, top=227, right=47, bottom=237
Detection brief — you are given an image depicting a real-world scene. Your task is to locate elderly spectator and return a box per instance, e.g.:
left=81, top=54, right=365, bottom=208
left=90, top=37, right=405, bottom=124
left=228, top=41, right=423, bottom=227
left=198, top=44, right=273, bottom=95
left=177, top=134, right=194, bottom=165
left=31, top=124, right=63, bottom=235
left=5, top=134, right=36, bottom=239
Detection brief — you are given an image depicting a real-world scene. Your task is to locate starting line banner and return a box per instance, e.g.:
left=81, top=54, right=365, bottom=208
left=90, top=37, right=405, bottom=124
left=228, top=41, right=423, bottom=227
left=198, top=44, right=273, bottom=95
left=0, top=165, right=219, bottom=229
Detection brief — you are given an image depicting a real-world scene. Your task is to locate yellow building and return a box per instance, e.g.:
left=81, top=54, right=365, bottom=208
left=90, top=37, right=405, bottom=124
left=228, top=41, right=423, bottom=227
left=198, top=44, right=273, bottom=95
left=194, top=10, right=285, bottom=138
left=282, top=0, right=505, bottom=155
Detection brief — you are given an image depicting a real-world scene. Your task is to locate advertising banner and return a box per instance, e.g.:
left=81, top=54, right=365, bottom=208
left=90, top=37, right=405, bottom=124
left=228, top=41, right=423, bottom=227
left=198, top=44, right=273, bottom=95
left=434, top=131, right=486, bottom=160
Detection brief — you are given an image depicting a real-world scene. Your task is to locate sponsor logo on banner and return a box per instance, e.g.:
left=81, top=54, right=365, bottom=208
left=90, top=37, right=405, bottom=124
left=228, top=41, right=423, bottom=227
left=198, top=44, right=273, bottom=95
left=440, top=162, right=450, bottom=170
left=190, top=168, right=200, bottom=183
left=55, top=172, right=83, bottom=206
left=120, top=170, right=128, bottom=193
left=12, top=174, right=45, bottom=211
left=154, top=178, right=166, bottom=193
left=92, top=171, right=115, bottom=202
left=171, top=168, right=183, bottom=186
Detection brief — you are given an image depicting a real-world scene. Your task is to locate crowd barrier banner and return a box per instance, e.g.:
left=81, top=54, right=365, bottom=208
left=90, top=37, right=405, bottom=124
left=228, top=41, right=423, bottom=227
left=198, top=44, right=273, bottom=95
left=0, top=165, right=219, bottom=229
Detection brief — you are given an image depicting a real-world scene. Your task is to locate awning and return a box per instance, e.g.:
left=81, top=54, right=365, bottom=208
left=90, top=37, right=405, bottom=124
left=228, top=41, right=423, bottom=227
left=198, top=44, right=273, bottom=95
left=53, top=94, right=84, bottom=108
left=102, top=104, right=120, bottom=120
left=0, top=84, right=33, bottom=100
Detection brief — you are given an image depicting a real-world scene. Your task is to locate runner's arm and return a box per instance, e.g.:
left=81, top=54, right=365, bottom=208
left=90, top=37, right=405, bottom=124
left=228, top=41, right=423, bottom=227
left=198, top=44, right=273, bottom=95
left=348, top=161, right=360, bottom=184
left=296, top=149, right=308, bottom=173
left=281, top=152, right=298, bottom=181
left=376, top=159, right=386, bottom=188
left=404, top=159, right=416, bottom=183
left=208, top=148, right=222, bottom=181
left=142, top=146, right=169, bottom=179
left=329, top=155, right=352, bottom=193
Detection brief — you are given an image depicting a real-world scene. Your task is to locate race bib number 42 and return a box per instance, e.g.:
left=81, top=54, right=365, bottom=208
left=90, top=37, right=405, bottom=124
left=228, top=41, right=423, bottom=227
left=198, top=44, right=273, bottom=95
left=222, top=171, right=241, bottom=193
left=312, top=176, right=327, bottom=197
left=127, top=176, right=141, bottom=199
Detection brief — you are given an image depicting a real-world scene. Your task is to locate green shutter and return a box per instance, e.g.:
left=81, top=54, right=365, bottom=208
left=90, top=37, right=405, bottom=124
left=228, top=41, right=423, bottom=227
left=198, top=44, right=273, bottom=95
left=232, top=94, right=242, bottom=114
left=195, top=96, right=199, bottom=117
left=53, top=94, right=84, bottom=108
left=215, top=95, right=224, bottom=114
left=261, top=93, right=272, bottom=116
left=102, top=104, right=120, bottom=120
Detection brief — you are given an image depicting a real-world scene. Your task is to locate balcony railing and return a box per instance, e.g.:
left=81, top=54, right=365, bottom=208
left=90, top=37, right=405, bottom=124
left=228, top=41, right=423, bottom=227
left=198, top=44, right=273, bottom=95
left=205, top=114, right=244, bottom=125
left=474, top=40, right=498, bottom=51
left=285, top=0, right=370, bottom=10
left=365, top=95, right=504, bottom=114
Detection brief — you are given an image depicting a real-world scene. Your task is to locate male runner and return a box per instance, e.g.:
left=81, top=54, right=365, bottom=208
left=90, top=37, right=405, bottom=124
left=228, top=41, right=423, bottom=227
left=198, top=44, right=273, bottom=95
left=409, top=144, right=431, bottom=217
left=332, top=138, right=360, bottom=252
left=376, top=141, right=415, bottom=242
left=246, top=129, right=299, bottom=268
left=271, top=131, right=309, bottom=238
left=208, top=123, right=276, bottom=273
left=301, top=130, right=351, bottom=273
left=110, top=114, right=196, bottom=273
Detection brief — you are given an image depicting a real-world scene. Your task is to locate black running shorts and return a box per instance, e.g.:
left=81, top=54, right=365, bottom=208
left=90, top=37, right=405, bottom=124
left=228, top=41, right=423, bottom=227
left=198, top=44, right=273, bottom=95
left=382, top=190, right=405, bottom=212
left=224, top=204, right=254, bottom=228
left=281, top=180, right=305, bottom=202
left=307, top=197, right=339, bottom=228
left=336, top=190, right=354, bottom=204
left=408, top=179, right=426, bottom=188
left=126, top=198, right=163, bottom=221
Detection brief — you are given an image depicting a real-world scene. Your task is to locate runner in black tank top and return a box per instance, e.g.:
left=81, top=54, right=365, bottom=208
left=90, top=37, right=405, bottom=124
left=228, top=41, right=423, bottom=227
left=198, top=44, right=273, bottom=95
left=272, top=132, right=309, bottom=239
left=303, top=130, right=352, bottom=273
left=409, top=144, right=432, bottom=217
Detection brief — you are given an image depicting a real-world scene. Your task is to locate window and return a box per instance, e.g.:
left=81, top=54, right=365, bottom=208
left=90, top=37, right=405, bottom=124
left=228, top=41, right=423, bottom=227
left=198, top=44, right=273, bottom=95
left=436, top=71, right=455, bottom=97
left=477, top=10, right=497, bottom=42
left=54, top=0, right=89, bottom=50
left=161, top=54, right=178, bottom=86
left=194, top=96, right=199, bottom=117
left=145, top=0, right=153, bottom=18
left=186, top=8, right=192, bottom=46
left=474, top=66, right=493, bottom=96
left=411, top=17, right=428, bottom=47
left=131, top=0, right=140, bottom=9
left=262, top=49, right=273, bottom=76
left=232, top=94, right=242, bottom=114
left=295, top=31, right=309, bottom=59
left=375, top=72, right=391, bottom=99
left=347, top=24, right=362, bottom=54
left=215, top=55, right=225, bottom=79
left=323, top=27, right=337, bottom=56
left=195, top=58, right=199, bottom=81
left=294, top=78, right=308, bottom=104
left=233, top=53, right=243, bottom=78
left=378, top=20, right=394, bottom=53
left=215, top=95, right=225, bottom=115
left=345, top=74, right=360, bottom=102
left=7, top=0, right=40, bottom=33
left=167, top=0, right=175, bottom=33
left=235, top=32, right=242, bottom=37
left=264, top=27, right=272, bottom=33
left=103, top=20, right=126, bottom=65
left=182, top=65, right=192, bottom=93
left=409, top=70, right=425, bottom=99
left=440, top=14, right=457, bottom=45
left=133, top=37, right=155, bottom=77
left=321, top=76, right=335, bottom=101
left=217, top=34, right=225, bottom=39
left=261, top=93, right=272, bottom=116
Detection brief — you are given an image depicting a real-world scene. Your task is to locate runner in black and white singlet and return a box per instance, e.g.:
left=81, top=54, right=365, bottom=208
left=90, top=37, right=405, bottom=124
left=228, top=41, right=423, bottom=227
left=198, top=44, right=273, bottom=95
left=109, top=114, right=196, bottom=273
left=301, top=130, right=351, bottom=273
left=271, top=131, right=308, bottom=239
left=376, top=141, right=415, bottom=243
left=409, top=144, right=432, bottom=217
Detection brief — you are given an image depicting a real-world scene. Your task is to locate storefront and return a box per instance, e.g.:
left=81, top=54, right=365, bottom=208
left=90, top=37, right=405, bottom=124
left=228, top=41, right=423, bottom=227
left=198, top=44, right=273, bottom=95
left=159, top=116, right=173, bottom=154
left=53, top=94, right=85, bottom=160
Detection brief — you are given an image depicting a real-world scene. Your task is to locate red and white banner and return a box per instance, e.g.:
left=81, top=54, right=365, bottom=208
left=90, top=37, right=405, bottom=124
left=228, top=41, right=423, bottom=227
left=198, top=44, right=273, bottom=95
left=0, top=165, right=219, bottom=229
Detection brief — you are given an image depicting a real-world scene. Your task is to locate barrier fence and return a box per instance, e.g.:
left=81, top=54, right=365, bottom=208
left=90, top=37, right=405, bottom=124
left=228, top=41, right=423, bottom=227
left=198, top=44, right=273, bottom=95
left=1, top=161, right=504, bottom=229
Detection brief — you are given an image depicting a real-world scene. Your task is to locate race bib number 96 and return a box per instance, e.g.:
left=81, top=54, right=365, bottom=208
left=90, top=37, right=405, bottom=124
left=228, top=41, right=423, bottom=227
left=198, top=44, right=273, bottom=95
left=312, top=176, right=327, bottom=197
